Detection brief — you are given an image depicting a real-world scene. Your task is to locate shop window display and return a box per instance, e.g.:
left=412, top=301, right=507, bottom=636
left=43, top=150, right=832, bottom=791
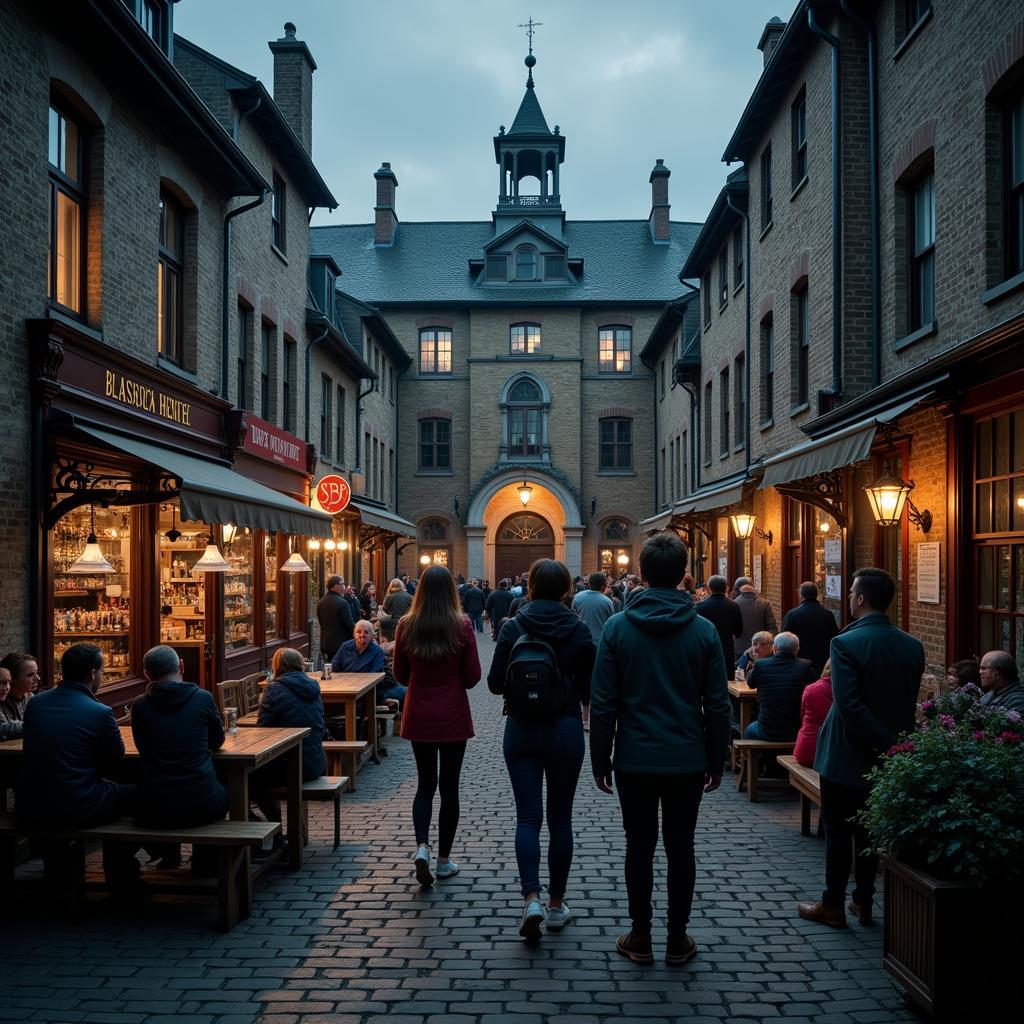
left=224, top=526, right=254, bottom=651
left=265, top=533, right=279, bottom=638
left=53, top=505, right=132, bottom=684
left=157, top=503, right=206, bottom=671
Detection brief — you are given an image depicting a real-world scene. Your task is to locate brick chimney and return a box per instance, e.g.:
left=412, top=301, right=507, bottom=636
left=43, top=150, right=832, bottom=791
left=268, top=22, right=316, bottom=155
left=374, top=162, right=398, bottom=246
left=757, top=17, right=786, bottom=67
left=648, top=159, right=671, bottom=244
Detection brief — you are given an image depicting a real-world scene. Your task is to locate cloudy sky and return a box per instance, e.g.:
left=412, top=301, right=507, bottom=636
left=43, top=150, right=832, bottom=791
left=175, top=0, right=783, bottom=227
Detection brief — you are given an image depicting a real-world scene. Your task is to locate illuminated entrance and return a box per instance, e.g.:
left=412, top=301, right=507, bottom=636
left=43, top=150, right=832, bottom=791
left=494, top=512, right=555, bottom=581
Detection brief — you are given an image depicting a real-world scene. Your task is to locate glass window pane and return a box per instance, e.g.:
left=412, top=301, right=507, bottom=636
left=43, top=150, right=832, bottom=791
left=157, top=261, right=165, bottom=353
left=55, top=190, right=81, bottom=311
left=1014, top=478, right=1024, bottom=531
left=165, top=268, right=179, bottom=361
left=977, top=420, right=993, bottom=479
left=1016, top=546, right=1024, bottom=611
left=225, top=528, right=254, bottom=651
left=978, top=481, right=993, bottom=533
left=48, top=107, right=60, bottom=167
left=1017, top=619, right=1024, bottom=679
left=979, top=611, right=995, bottom=651
left=265, top=534, right=280, bottom=638
left=995, top=414, right=1011, bottom=475
left=618, top=420, right=631, bottom=443
left=996, top=479, right=1010, bottom=533
left=1001, top=615, right=1011, bottom=651
left=438, top=333, right=451, bottom=372
left=998, top=544, right=1011, bottom=609
left=600, top=444, right=613, bottom=469
left=1012, top=96, right=1024, bottom=186
left=436, top=420, right=450, bottom=443
left=915, top=174, right=935, bottom=250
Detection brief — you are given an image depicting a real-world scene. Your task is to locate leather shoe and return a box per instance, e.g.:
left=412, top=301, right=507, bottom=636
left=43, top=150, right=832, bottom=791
left=847, top=899, right=873, bottom=925
left=797, top=900, right=847, bottom=928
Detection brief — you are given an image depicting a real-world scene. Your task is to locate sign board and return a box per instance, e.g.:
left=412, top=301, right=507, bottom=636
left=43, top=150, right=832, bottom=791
left=917, top=542, right=941, bottom=604
left=824, top=539, right=842, bottom=564
left=242, top=414, right=307, bottom=472
left=753, top=554, right=763, bottom=593
left=316, top=474, right=351, bottom=514
left=825, top=574, right=842, bottom=599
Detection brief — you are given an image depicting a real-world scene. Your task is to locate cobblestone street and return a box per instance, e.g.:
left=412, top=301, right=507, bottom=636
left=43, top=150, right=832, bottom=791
left=1, top=633, right=919, bottom=1024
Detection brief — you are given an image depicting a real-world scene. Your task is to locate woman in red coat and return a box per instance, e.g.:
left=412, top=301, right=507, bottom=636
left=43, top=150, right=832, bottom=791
left=793, top=659, right=834, bottom=767
left=393, top=565, right=481, bottom=886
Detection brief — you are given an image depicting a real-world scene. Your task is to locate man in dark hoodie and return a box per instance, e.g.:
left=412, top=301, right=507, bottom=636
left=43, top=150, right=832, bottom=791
left=590, top=531, right=731, bottom=967
left=485, top=579, right=515, bottom=639
left=131, top=645, right=227, bottom=870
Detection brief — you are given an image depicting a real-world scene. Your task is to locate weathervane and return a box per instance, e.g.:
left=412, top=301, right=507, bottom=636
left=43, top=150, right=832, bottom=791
left=518, top=16, right=542, bottom=55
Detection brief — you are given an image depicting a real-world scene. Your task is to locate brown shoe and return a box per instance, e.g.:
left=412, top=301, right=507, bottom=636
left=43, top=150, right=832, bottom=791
left=616, top=931, right=654, bottom=965
left=847, top=899, right=873, bottom=925
left=797, top=900, right=847, bottom=928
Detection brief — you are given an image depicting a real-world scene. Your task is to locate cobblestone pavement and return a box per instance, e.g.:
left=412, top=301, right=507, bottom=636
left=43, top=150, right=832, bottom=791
left=0, top=633, right=920, bottom=1024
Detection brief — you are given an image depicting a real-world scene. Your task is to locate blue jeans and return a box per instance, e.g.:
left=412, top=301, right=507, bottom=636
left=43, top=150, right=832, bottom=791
left=743, top=719, right=765, bottom=740
left=502, top=713, right=585, bottom=899
left=468, top=611, right=483, bottom=633
left=379, top=681, right=407, bottom=711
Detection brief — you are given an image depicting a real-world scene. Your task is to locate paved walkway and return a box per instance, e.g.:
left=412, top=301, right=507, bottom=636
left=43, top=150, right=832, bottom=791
left=0, top=633, right=919, bottom=1024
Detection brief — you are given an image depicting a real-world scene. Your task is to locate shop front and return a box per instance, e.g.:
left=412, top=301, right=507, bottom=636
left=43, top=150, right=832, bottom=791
left=31, top=318, right=332, bottom=708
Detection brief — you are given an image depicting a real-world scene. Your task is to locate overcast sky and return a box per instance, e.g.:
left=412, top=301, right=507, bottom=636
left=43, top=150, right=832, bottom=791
left=175, top=0, right=784, bottom=227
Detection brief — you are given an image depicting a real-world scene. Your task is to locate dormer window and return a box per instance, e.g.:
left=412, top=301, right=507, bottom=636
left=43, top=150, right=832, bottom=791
left=486, top=255, right=507, bottom=281
left=544, top=253, right=565, bottom=281
left=510, top=323, right=541, bottom=354
left=515, top=245, right=538, bottom=281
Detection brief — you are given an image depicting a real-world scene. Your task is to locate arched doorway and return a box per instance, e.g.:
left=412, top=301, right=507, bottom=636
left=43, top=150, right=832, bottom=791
left=494, top=512, right=554, bottom=582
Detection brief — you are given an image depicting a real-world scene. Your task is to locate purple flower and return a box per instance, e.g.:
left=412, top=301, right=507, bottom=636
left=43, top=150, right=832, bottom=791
left=887, top=741, right=916, bottom=756
left=997, top=731, right=1021, bottom=745
left=1007, top=710, right=1022, bottom=725
left=939, top=714, right=957, bottom=729
left=973, top=730, right=987, bottom=741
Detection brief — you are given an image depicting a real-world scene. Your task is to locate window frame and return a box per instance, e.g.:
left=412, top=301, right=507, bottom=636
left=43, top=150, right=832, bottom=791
left=718, top=246, right=729, bottom=309
left=157, top=188, right=184, bottom=366
left=1006, top=90, right=1024, bottom=280
left=599, top=417, right=633, bottom=472
left=760, top=143, right=773, bottom=231
left=909, top=168, right=936, bottom=331
left=237, top=302, right=251, bottom=410
left=598, top=326, right=632, bottom=374
left=703, top=270, right=711, bottom=327
left=703, top=381, right=713, bottom=466
left=510, top=322, right=542, bottom=355
left=335, top=385, right=346, bottom=466
left=794, top=287, right=810, bottom=408
left=733, top=223, right=744, bottom=289
left=792, top=87, right=808, bottom=188
left=320, top=374, right=332, bottom=461
left=47, top=103, right=85, bottom=317
left=734, top=354, right=745, bottom=451
left=271, top=171, right=287, bottom=253
left=719, top=366, right=730, bottom=456
left=514, top=245, right=538, bottom=281
left=418, top=327, right=453, bottom=374
left=259, top=321, right=272, bottom=421
left=282, top=337, right=295, bottom=433
left=760, top=315, right=775, bottom=424
left=418, top=417, right=452, bottom=472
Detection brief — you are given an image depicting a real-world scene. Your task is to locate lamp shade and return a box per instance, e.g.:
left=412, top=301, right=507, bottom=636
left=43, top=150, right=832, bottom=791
left=68, top=534, right=115, bottom=574
left=192, top=538, right=231, bottom=573
left=518, top=481, right=532, bottom=506
left=864, top=473, right=913, bottom=527
left=280, top=551, right=312, bottom=573
left=730, top=513, right=757, bottom=540
left=222, top=523, right=238, bottom=544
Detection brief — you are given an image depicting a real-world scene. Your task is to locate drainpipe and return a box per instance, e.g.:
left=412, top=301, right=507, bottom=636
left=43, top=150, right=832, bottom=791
left=682, top=380, right=699, bottom=494
left=726, top=189, right=751, bottom=470
left=354, top=381, right=375, bottom=471
left=808, top=4, right=842, bottom=405
left=304, top=324, right=330, bottom=442
left=840, top=0, right=880, bottom=386
left=652, top=355, right=660, bottom=517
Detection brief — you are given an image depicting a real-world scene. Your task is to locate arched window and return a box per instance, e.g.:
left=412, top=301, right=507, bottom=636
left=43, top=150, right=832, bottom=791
left=500, top=373, right=551, bottom=463
left=421, top=518, right=449, bottom=542
left=499, top=513, right=553, bottom=542
left=510, top=323, right=541, bottom=354
left=515, top=246, right=537, bottom=281
left=508, top=378, right=541, bottom=403
left=599, top=518, right=634, bottom=576
left=602, top=519, right=631, bottom=542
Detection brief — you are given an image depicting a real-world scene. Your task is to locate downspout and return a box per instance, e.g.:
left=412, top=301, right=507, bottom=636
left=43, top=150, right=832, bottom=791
left=393, top=359, right=400, bottom=577
left=682, top=379, right=699, bottom=494
left=354, top=380, right=375, bottom=471
left=729, top=188, right=753, bottom=471
left=652, top=355, right=660, bottom=516
left=808, top=5, right=842, bottom=404
left=840, top=0, right=880, bottom=386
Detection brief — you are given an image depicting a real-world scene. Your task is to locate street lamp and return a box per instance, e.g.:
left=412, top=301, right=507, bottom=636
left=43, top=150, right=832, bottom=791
left=518, top=480, right=533, bottom=507
left=864, top=471, right=914, bottom=528
left=729, top=512, right=773, bottom=545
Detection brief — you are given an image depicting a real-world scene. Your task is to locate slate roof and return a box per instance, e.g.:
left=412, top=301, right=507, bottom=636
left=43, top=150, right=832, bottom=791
left=310, top=220, right=701, bottom=306
left=509, top=87, right=551, bottom=136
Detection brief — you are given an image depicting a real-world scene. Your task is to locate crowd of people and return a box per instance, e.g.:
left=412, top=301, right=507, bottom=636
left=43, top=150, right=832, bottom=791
left=6, top=537, right=1024, bottom=959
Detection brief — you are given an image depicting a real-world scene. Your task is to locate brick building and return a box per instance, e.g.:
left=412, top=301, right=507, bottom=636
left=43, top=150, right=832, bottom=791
left=654, top=0, right=1024, bottom=676
left=311, top=52, right=699, bottom=584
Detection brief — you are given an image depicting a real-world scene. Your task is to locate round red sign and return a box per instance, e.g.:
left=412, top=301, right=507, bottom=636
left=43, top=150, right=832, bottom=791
left=316, top=474, right=351, bottom=514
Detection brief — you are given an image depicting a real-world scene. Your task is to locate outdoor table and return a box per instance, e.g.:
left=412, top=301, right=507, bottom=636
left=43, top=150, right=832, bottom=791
left=0, top=725, right=310, bottom=871
left=257, top=672, right=385, bottom=767
left=728, top=679, right=759, bottom=737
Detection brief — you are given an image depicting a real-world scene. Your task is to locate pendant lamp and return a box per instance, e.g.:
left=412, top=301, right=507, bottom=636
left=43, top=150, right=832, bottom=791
left=164, top=504, right=182, bottom=543
left=191, top=530, right=231, bottom=573
left=68, top=505, right=115, bottom=574
left=280, top=550, right=312, bottom=573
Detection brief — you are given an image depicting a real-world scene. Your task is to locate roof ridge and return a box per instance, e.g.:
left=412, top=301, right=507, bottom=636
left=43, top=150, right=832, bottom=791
left=311, top=219, right=703, bottom=229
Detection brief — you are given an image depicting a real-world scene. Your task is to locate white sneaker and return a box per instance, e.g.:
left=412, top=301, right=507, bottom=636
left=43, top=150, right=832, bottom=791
left=435, top=859, right=459, bottom=879
left=546, top=902, right=572, bottom=930
left=519, top=898, right=546, bottom=940
left=414, top=845, right=433, bottom=887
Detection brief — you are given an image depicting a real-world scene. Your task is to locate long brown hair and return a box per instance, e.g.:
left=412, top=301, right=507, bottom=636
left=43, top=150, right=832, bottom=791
left=399, top=565, right=465, bottom=660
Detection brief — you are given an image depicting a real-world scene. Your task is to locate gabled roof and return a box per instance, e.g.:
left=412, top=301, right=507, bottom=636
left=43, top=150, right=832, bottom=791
left=509, top=87, right=551, bottom=136
left=639, top=290, right=698, bottom=366
left=174, top=35, right=337, bottom=209
left=311, top=220, right=702, bottom=306
left=335, top=290, right=412, bottom=370
left=680, top=167, right=749, bottom=279
left=484, top=219, right=567, bottom=254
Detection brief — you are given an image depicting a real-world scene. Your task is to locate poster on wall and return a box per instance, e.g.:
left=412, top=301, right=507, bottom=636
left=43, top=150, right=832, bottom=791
left=917, top=542, right=941, bottom=604
left=825, top=574, right=842, bottom=599
left=824, top=539, right=842, bottom=564
left=753, top=554, right=763, bottom=593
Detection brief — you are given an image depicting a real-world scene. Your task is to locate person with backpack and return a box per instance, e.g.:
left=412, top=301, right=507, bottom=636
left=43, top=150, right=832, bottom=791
left=488, top=558, right=596, bottom=940
left=393, top=565, right=481, bottom=887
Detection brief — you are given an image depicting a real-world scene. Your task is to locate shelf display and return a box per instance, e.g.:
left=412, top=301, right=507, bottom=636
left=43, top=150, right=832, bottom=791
left=52, top=505, right=132, bottom=683
left=158, top=503, right=207, bottom=646
left=224, top=527, right=254, bottom=651
left=265, top=533, right=279, bottom=639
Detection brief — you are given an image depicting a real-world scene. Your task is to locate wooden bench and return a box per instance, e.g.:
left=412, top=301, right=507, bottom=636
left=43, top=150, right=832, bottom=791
left=0, top=816, right=279, bottom=931
left=776, top=754, right=823, bottom=836
left=731, top=739, right=796, bottom=802
left=323, top=740, right=369, bottom=791
left=269, top=776, right=348, bottom=850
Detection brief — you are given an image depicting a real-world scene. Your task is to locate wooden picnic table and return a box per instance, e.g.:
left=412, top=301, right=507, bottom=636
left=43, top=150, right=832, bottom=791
left=728, top=679, right=759, bottom=737
left=254, top=672, right=385, bottom=766
left=0, top=725, right=310, bottom=871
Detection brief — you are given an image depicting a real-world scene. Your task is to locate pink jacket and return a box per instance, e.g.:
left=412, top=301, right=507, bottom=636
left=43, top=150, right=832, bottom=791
left=794, top=676, right=834, bottom=768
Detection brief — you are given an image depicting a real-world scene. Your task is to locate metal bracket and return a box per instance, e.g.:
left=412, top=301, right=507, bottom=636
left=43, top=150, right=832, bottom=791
left=775, top=469, right=848, bottom=528
left=48, top=458, right=177, bottom=528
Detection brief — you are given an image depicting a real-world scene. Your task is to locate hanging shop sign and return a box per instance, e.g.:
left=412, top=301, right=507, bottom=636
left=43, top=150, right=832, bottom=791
left=241, top=413, right=307, bottom=472
left=316, top=474, right=351, bottom=514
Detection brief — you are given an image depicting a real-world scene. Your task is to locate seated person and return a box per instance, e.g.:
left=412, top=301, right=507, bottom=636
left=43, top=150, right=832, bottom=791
left=793, top=659, right=833, bottom=768
left=0, top=652, right=39, bottom=726
left=979, top=650, right=1024, bottom=713
left=0, top=664, right=23, bottom=740
left=131, top=645, right=227, bottom=872
left=735, top=631, right=775, bottom=675
left=253, top=648, right=329, bottom=828
left=946, top=657, right=980, bottom=690
left=744, top=631, right=817, bottom=741
left=17, top=644, right=131, bottom=828
left=376, top=615, right=408, bottom=711
left=331, top=619, right=386, bottom=675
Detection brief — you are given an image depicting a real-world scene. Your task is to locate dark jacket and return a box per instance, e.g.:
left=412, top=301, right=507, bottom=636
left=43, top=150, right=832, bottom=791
left=16, top=680, right=125, bottom=827
left=697, top=594, right=743, bottom=675
left=344, top=592, right=362, bottom=626
left=316, top=591, right=355, bottom=657
left=590, top=588, right=731, bottom=777
left=331, top=639, right=386, bottom=675
left=488, top=598, right=597, bottom=717
left=980, top=681, right=1024, bottom=714
left=130, top=681, right=226, bottom=827
left=781, top=598, right=839, bottom=677
left=735, top=591, right=779, bottom=659
left=485, top=588, right=515, bottom=624
left=814, top=612, right=925, bottom=789
left=462, top=586, right=485, bottom=614
left=746, top=650, right=817, bottom=741
left=257, top=671, right=328, bottom=781
left=382, top=589, right=412, bottom=618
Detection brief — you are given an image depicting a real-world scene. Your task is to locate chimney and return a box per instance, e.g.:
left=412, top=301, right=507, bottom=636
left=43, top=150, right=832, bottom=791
left=268, top=22, right=316, bottom=155
left=757, top=17, right=786, bottom=67
left=648, top=159, right=671, bottom=244
left=374, top=163, right=399, bottom=246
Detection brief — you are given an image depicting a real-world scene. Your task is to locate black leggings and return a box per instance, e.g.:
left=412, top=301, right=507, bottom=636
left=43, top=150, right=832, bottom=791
left=411, top=740, right=467, bottom=857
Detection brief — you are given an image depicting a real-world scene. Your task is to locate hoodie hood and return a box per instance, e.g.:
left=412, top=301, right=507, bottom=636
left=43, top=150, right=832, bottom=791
left=516, top=598, right=586, bottom=643
left=623, top=587, right=696, bottom=635
left=144, top=679, right=201, bottom=712
left=272, top=670, right=321, bottom=703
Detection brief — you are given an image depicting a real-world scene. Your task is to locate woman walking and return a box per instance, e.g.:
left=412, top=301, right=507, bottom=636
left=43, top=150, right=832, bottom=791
left=488, top=558, right=596, bottom=940
left=393, top=565, right=481, bottom=886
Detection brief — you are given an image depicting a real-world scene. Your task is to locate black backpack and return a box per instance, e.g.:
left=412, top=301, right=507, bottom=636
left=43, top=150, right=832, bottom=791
left=503, top=625, right=569, bottom=719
